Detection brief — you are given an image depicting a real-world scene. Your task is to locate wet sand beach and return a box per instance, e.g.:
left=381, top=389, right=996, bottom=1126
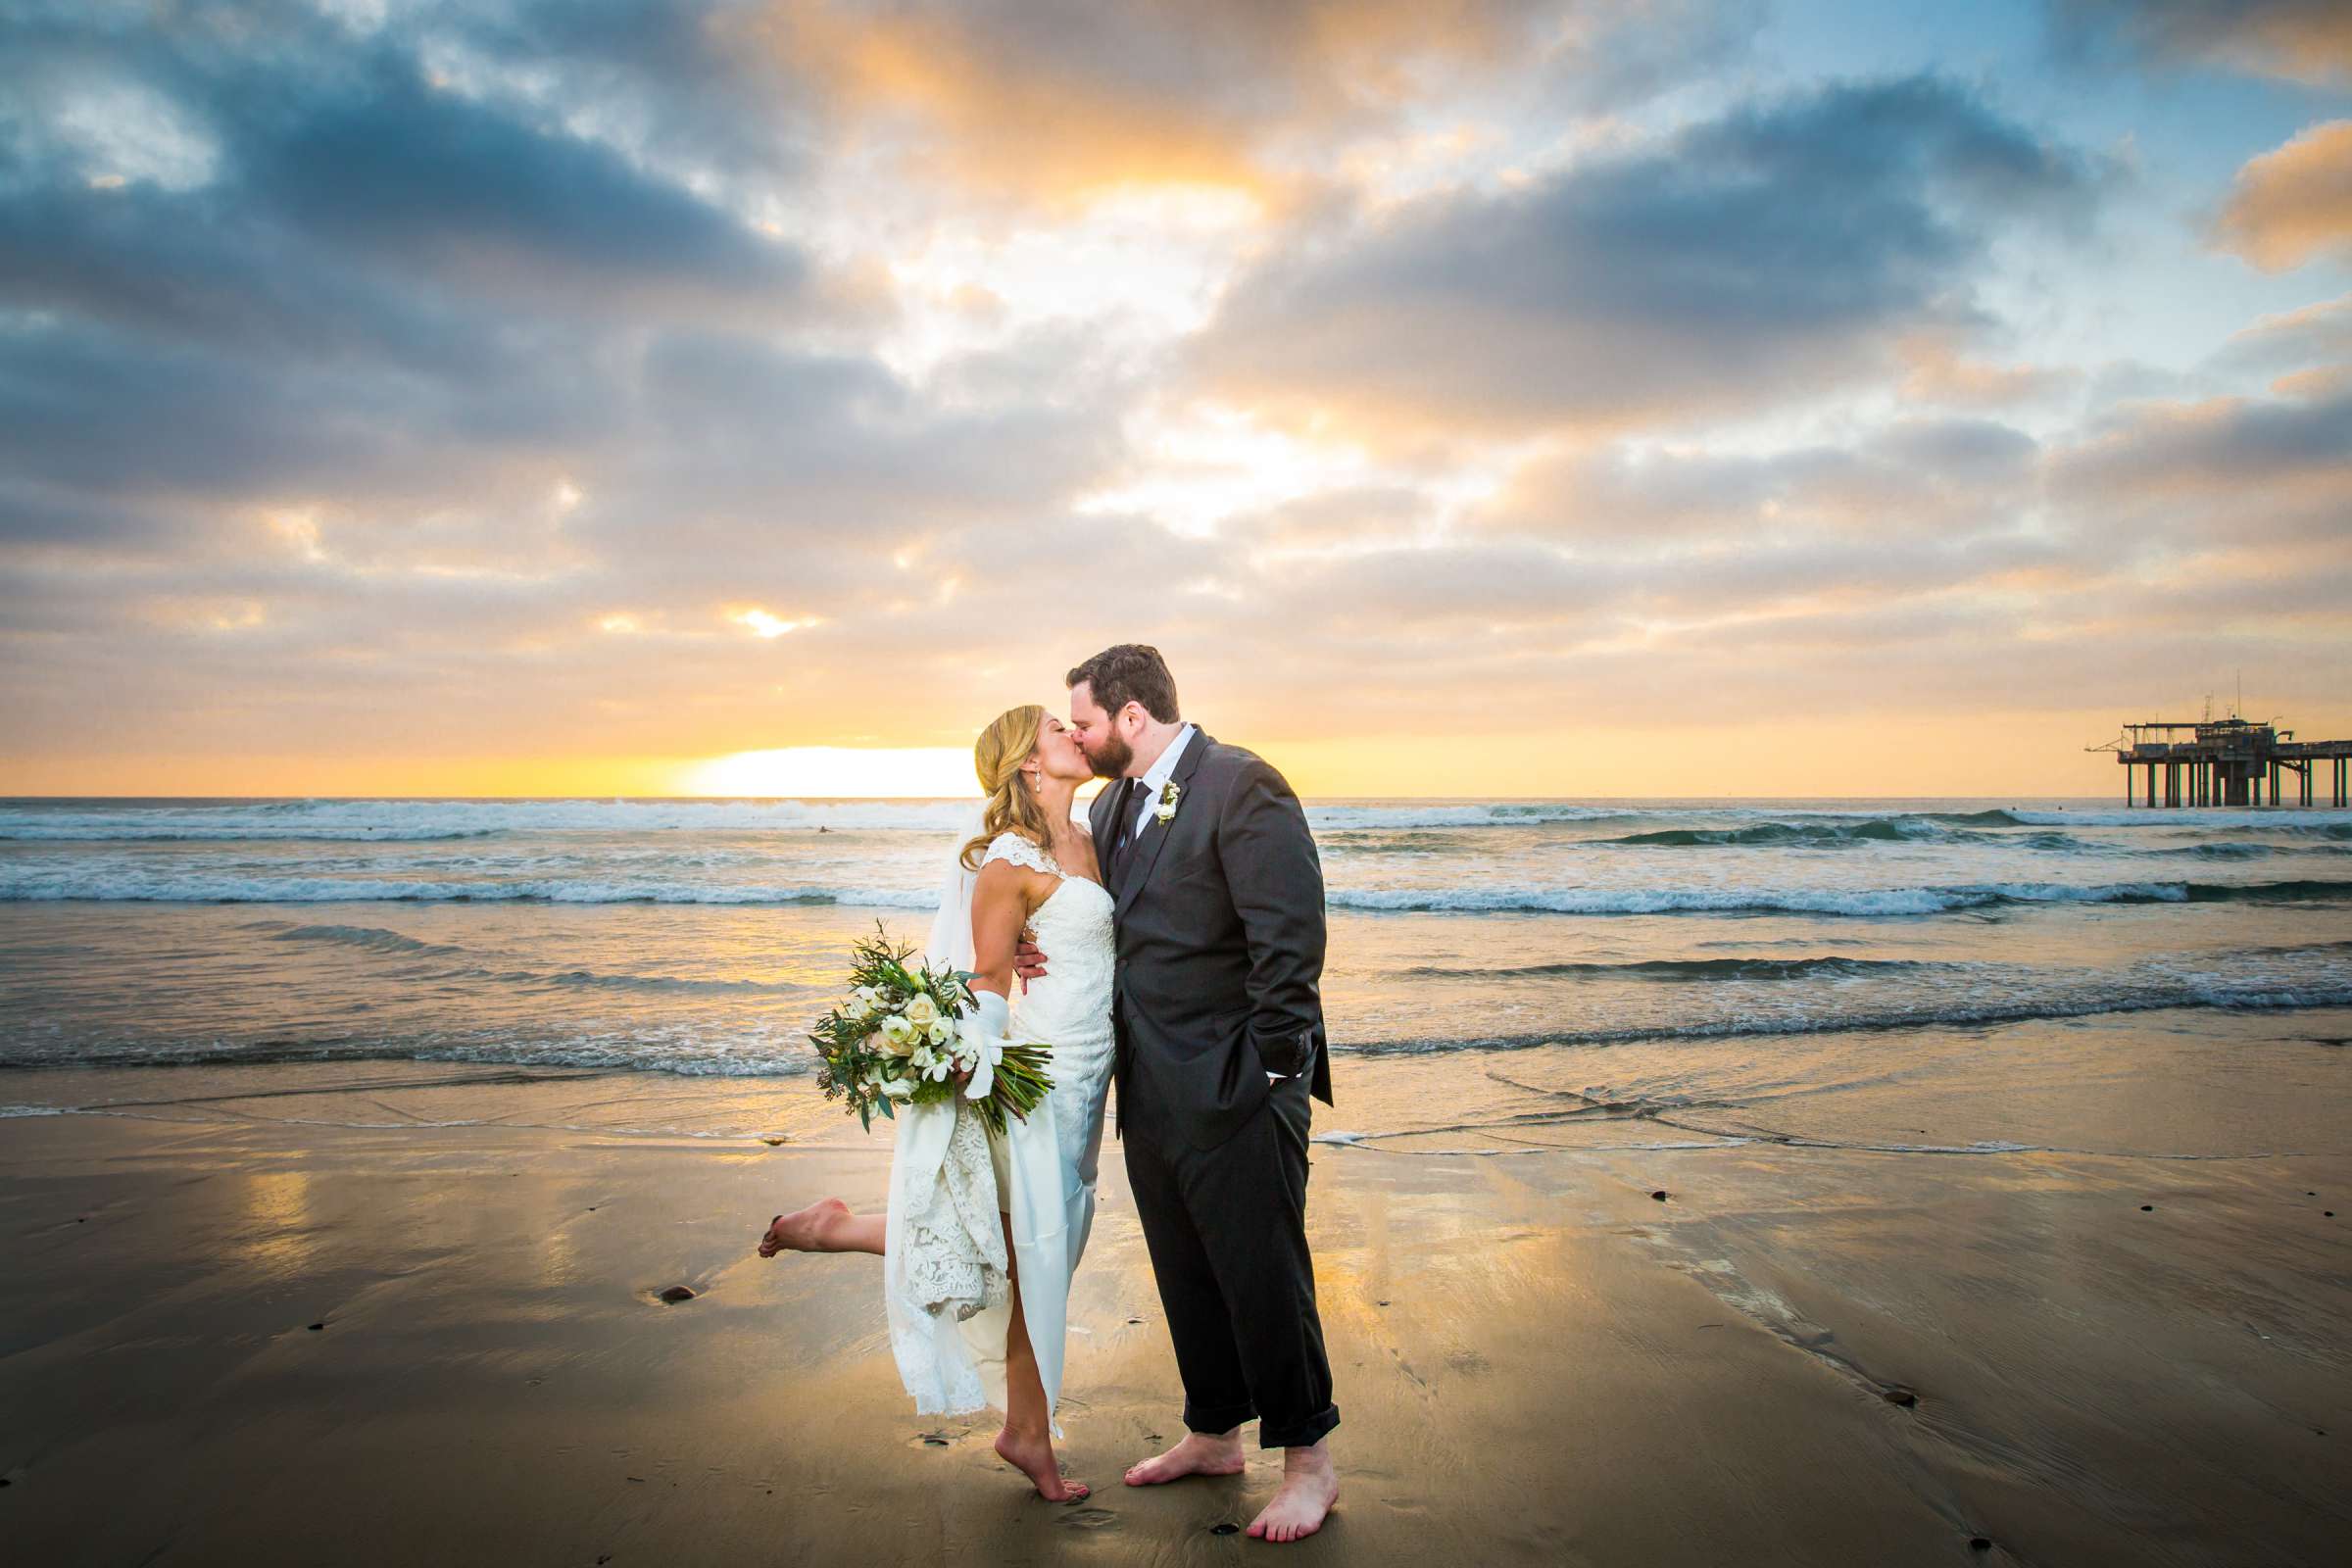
left=4, top=1006, right=2348, bottom=1565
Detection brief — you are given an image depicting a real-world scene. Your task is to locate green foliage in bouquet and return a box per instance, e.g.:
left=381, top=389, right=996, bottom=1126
left=809, top=924, right=1054, bottom=1136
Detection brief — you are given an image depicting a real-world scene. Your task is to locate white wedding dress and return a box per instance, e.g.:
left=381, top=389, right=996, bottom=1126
left=882, top=826, right=1114, bottom=1435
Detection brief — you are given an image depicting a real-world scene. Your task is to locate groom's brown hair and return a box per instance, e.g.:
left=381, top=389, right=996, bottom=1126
left=1067, top=644, right=1180, bottom=724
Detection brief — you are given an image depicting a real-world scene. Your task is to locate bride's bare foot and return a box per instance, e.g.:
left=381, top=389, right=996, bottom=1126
left=758, top=1197, right=849, bottom=1256
left=994, top=1426, right=1089, bottom=1501
left=1246, top=1442, right=1338, bottom=1544
left=1122, top=1428, right=1246, bottom=1486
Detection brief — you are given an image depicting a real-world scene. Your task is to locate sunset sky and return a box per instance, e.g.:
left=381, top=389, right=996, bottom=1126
left=3, top=0, right=2349, bottom=798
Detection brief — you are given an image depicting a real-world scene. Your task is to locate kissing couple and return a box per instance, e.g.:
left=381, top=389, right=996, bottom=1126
left=759, top=643, right=1341, bottom=1543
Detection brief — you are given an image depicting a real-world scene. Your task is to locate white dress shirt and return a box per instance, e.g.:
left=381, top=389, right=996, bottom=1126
left=1128, top=722, right=1197, bottom=842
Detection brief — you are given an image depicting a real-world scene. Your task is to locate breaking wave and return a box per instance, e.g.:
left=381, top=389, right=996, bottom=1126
left=1325, top=878, right=2352, bottom=916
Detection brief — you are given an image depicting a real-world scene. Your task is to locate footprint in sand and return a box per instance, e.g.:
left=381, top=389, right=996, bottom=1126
left=1059, top=1507, right=1119, bottom=1530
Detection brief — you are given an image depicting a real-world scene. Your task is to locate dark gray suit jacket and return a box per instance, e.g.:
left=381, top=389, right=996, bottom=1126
left=1092, top=729, right=1333, bottom=1151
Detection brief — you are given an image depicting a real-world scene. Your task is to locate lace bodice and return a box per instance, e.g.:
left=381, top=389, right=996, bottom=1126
left=980, top=830, right=1059, bottom=877
left=981, top=832, right=1114, bottom=1049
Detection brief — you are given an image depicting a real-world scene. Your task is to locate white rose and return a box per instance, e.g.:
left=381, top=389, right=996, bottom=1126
left=904, top=993, right=939, bottom=1027
left=879, top=1014, right=917, bottom=1054
left=927, top=1017, right=955, bottom=1046
left=879, top=1074, right=914, bottom=1100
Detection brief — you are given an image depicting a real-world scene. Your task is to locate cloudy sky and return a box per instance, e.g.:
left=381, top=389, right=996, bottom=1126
left=3, top=0, right=2348, bottom=797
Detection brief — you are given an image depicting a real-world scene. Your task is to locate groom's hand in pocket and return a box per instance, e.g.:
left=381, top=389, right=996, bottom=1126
left=1013, top=928, right=1048, bottom=992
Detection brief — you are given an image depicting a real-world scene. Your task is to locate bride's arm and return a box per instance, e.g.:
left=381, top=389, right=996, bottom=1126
left=967, top=861, right=1035, bottom=1003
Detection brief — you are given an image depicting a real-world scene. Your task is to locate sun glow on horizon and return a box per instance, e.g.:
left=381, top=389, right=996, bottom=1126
left=729, top=607, right=814, bottom=639
left=680, top=747, right=981, bottom=798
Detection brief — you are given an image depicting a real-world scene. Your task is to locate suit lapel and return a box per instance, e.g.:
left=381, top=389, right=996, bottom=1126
left=1114, top=729, right=1211, bottom=919
left=1092, top=778, right=1130, bottom=881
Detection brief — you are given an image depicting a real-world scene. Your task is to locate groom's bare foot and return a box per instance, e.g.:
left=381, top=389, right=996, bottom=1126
left=1123, top=1428, right=1245, bottom=1486
left=1246, top=1441, right=1338, bottom=1544
left=758, top=1197, right=848, bottom=1256
left=994, top=1426, right=1089, bottom=1501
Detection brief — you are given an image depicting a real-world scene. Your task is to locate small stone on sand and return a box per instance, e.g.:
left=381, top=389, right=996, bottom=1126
left=1882, top=1385, right=1917, bottom=1406
left=1210, top=1523, right=1240, bottom=1536
left=760, top=1136, right=788, bottom=1147
left=2140, top=1204, right=2153, bottom=1211
left=1651, top=1190, right=1669, bottom=1201
left=659, top=1285, right=695, bottom=1303
left=1969, top=1538, right=1991, bottom=1551
left=308, top=1322, right=324, bottom=1331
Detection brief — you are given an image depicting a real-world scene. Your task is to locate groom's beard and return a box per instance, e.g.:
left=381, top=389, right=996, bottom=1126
left=1088, top=733, right=1132, bottom=779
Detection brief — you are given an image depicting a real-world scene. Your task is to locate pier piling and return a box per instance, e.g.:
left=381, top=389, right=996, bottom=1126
left=2093, top=716, right=2352, bottom=808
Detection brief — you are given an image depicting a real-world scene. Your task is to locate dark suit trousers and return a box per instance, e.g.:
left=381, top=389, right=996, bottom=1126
left=1120, top=1070, right=1340, bottom=1449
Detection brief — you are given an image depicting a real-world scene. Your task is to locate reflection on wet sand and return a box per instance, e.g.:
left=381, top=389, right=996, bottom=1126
left=3, top=1004, right=2347, bottom=1564
left=236, top=1168, right=318, bottom=1277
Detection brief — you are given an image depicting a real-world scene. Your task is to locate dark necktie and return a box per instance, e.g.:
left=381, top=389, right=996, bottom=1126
left=1107, top=780, right=1141, bottom=890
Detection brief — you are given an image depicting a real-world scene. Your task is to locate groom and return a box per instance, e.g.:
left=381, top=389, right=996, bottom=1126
left=1030, top=644, right=1340, bottom=1544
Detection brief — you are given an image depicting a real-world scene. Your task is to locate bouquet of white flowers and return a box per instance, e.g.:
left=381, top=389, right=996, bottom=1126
left=809, top=925, right=1054, bottom=1135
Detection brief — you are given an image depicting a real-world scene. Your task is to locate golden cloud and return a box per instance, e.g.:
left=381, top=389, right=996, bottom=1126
left=2212, top=119, right=2352, bottom=271
left=1894, top=333, right=2079, bottom=409
left=726, top=0, right=1545, bottom=212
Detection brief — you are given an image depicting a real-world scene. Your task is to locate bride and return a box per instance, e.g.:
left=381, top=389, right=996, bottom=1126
left=757, top=705, right=1114, bottom=1502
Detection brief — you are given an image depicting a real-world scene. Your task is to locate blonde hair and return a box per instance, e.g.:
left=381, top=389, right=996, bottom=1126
left=959, top=704, right=1055, bottom=871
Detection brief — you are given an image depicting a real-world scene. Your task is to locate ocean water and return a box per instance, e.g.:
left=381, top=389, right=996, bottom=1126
left=2, top=796, right=2349, bottom=1105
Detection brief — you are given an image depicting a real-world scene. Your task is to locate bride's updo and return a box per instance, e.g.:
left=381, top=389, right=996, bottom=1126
left=959, top=704, right=1055, bottom=871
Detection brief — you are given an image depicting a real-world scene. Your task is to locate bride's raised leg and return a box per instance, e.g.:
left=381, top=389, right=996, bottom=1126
left=758, top=1197, right=884, bottom=1257
left=992, top=1213, right=1089, bottom=1501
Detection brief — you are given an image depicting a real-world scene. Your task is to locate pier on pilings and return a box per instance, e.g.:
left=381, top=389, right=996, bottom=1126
left=2088, top=717, right=2352, bottom=808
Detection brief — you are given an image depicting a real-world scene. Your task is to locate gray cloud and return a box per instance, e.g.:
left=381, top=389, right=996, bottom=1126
left=1481, top=417, right=2043, bottom=542
left=1, top=5, right=811, bottom=314
left=235, top=61, right=807, bottom=310
left=2214, top=293, right=2352, bottom=376
left=0, top=1, right=831, bottom=524
left=1190, top=74, right=2102, bottom=436
left=2050, top=377, right=2352, bottom=544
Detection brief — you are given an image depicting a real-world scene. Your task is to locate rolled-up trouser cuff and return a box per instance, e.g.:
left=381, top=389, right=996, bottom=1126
left=1256, top=1401, right=1340, bottom=1450
left=1183, top=1397, right=1256, bottom=1436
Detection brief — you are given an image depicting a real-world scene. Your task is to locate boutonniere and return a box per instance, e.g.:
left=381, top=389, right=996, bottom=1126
left=1152, top=781, right=1182, bottom=826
